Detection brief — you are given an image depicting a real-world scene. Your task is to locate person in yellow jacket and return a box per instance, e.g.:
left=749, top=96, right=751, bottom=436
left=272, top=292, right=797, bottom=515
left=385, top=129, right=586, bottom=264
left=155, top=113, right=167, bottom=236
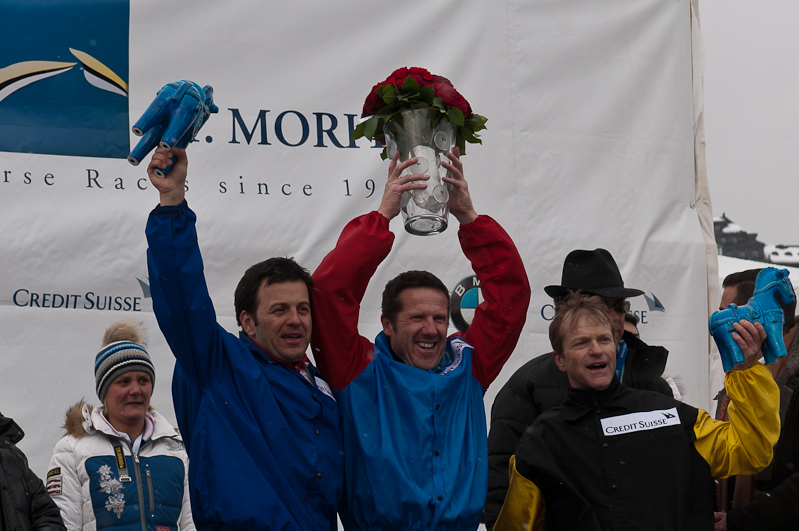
left=494, top=292, right=780, bottom=531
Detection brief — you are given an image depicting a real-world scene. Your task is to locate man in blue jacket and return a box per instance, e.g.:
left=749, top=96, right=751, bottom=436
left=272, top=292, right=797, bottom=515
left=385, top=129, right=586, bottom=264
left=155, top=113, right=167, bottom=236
left=145, top=147, right=342, bottom=531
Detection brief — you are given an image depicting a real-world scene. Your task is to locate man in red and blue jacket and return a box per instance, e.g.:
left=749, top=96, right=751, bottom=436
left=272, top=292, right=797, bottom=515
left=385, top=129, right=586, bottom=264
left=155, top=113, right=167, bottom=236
left=311, top=149, right=531, bottom=530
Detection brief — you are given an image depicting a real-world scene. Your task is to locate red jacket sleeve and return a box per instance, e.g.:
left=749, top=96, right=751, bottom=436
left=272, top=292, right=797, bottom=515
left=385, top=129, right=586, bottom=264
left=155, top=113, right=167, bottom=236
left=311, top=211, right=394, bottom=390
left=456, top=215, right=531, bottom=388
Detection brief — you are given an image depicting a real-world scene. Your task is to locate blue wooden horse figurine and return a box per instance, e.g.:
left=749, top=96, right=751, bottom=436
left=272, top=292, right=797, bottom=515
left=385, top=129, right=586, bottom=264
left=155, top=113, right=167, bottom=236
left=128, top=80, right=218, bottom=177
left=709, top=267, right=795, bottom=372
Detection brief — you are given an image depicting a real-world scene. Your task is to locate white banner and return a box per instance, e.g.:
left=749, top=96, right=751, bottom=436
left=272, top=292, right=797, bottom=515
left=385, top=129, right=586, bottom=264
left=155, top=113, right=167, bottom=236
left=0, top=0, right=706, bottom=478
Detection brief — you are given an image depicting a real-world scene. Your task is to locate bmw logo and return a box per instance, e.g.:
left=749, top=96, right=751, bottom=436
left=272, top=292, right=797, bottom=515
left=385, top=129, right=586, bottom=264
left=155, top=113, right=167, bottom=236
left=450, top=275, right=483, bottom=333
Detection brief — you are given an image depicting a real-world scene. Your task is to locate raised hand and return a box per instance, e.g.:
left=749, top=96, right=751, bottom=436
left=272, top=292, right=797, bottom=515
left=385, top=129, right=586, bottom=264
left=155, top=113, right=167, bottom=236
left=441, top=147, right=478, bottom=225
left=731, top=319, right=767, bottom=370
left=376, top=151, right=429, bottom=220
left=147, top=147, right=188, bottom=206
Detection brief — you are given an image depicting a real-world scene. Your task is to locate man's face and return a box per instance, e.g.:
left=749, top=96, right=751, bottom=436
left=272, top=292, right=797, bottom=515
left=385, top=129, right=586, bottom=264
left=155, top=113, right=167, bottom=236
left=381, top=287, right=449, bottom=370
left=719, top=285, right=737, bottom=311
left=240, top=280, right=312, bottom=363
left=554, top=314, right=617, bottom=390
left=600, top=297, right=628, bottom=344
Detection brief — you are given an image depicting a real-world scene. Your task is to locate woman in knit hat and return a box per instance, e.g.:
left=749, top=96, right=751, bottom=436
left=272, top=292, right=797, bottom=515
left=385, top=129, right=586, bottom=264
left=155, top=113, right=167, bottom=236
left=47, top=319, right=195, bottom=530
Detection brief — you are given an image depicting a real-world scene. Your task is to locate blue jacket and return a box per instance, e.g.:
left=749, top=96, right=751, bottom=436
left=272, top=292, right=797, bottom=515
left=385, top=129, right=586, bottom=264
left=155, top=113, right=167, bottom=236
left=146, top=201, right=343, bottom=531
left=338, top=334, right=487, bottom=530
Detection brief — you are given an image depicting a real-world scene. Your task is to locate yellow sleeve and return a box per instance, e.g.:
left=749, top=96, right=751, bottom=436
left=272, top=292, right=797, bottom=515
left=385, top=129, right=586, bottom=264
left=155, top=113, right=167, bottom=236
left=494, top=455, right=547, bottom=531
left=693, top=362, right=780, bottom=478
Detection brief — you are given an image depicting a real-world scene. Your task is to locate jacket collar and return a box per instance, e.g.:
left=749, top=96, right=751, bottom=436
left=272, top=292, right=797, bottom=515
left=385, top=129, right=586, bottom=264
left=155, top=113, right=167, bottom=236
left=374, top=331, right=457, bottom=373
left=0, top=414, right=24, bottom=445
left=86, top=405, right=182, bottom=442
left=561, top=377, right=631, bottom=421
left=240, top=331, right=313, bottom=372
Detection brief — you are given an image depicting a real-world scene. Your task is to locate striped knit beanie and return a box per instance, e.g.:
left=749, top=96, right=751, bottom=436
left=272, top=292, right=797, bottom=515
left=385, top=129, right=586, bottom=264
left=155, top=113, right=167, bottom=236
left=94, top=320, right=155, bottom=402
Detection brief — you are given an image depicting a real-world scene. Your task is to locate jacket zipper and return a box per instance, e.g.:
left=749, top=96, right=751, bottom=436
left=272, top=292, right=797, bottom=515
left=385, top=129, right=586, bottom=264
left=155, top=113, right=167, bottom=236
left=132, top=453, right=147, bottom=531
left=146, top=469, right=155, bottom=513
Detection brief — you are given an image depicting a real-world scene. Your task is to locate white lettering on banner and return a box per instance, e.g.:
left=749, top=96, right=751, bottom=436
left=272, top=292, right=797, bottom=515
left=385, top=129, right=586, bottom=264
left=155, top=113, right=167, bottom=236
left=600, top=408, right=681, bottom=436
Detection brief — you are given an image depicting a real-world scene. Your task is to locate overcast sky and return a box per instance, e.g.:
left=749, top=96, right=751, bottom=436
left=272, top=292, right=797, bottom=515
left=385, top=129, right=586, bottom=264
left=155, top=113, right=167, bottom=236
left=701, top=0, right=799, bottom=245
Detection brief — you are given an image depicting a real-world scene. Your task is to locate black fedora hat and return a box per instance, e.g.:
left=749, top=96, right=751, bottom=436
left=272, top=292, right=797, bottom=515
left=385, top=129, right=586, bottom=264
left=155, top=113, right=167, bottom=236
left=544, top=249, right=644, bottom=299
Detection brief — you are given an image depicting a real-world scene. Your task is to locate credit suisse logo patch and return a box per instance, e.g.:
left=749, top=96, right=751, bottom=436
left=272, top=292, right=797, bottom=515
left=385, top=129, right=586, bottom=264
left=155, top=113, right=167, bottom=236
left=600, top=407, right=680, bottom=436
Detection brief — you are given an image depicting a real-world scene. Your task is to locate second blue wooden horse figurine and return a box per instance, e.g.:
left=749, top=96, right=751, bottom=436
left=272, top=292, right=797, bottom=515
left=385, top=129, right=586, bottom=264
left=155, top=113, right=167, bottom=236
left=709, top=267, right=795, bottom=372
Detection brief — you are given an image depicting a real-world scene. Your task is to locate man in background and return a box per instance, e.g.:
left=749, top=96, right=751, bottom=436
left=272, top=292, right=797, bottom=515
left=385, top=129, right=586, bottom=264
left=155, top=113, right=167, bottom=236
left=714, top=268, right=799, bottom=531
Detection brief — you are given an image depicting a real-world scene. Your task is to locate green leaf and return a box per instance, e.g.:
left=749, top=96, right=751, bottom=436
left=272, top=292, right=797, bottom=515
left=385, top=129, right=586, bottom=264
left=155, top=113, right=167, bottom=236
left=350, top=120, right=367, bottom=141
left=466, top=113, right=488, bottom=132
left=431, top=97, right=446, bottom=112
left=380, top=147, right=388, bottom=160
left=402, top=75, right=420, bottom=92
left=447, top=107, right=465, bottom=127
left=419, top=85, right=435, bottom=104
left=461, top=127, right=482, bottom=145
left=456, top=133, right=467, bottom=155
left=363, top=116, right=379, bottom=140
left=380, top=84, right=398, bottom=105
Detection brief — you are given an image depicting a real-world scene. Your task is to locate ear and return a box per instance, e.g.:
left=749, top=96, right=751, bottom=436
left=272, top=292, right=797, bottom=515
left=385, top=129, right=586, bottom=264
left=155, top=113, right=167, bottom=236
left=381, top=315, right=394, bottom=337
left=240, top=311, right=256, bottom=336
left=552, top=351, right=567, bottom=373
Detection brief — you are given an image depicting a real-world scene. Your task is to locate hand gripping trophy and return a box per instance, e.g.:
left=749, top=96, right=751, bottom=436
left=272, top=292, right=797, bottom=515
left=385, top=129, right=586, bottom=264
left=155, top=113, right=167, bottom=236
left=352, top=67, right=487, bottom=235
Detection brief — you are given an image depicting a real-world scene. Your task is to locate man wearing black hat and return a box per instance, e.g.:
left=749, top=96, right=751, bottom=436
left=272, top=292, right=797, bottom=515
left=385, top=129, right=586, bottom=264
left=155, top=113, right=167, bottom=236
left=483, top=248, right=672, bottom=529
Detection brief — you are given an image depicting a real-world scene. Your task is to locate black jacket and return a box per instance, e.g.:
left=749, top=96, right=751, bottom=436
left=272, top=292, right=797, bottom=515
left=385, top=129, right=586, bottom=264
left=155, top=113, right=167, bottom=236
left=0, top=414, right=65, bottom=531
left=511, top=379, right=715, bottom=530
left=484, top=331, right=671, bottom=529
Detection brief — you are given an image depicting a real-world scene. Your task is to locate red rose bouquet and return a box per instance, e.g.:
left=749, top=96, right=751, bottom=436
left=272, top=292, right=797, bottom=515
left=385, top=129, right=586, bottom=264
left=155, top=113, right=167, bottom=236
left=352, top=67, right=488, bottom=159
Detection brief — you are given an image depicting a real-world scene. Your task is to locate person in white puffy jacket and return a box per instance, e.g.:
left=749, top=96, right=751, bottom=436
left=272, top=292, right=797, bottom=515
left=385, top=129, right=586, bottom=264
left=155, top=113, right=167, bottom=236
left=46, top=319, right=194, bottom=531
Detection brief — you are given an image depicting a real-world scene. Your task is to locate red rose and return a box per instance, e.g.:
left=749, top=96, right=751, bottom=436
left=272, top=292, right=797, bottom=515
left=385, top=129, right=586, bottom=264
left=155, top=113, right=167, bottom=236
left=385, top=67, right=409, bottom=87
left=408, top=67, right=435, bottom=85
left=431, top=74, right=453, bottom=86
left=436, top=83, right=472, bottom=117
left=361, top=86, right=383, bottom=117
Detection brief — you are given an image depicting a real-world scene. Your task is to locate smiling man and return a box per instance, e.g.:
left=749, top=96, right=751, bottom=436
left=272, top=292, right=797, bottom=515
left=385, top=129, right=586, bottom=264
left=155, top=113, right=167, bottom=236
left=494, top=292, right=781, bottom=531
left=145, top=147, right=342, bottom=531
left=311, top=149, right=531, bottom=531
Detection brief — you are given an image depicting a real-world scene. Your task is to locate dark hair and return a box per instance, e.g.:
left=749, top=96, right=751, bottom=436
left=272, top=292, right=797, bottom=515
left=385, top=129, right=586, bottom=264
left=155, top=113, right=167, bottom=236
left=234, top=257, right=313, bottom=327
left=722, top=269, right=761, bottom=288
left=624, top=312, right=639, bottom=326
left=549, top=292, right=615, bottom=354
left=381, top=270, right=450, bottom=325
left=732, top=281, right=756, bottom=306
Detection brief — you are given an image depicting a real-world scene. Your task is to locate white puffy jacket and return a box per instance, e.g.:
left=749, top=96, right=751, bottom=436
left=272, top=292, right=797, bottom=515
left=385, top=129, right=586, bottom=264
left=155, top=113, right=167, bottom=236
left=47, top=403, right=194, bottom=531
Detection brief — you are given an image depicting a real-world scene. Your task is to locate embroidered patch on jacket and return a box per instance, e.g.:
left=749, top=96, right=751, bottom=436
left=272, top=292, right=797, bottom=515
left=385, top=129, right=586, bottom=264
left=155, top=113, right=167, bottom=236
left=314, top=376, right=335, bottom=401
left=600, top=407, right=681, bottom=436
left=97, top=464, right=125, bottom=518
left=156, top=527, right=170, bottom=531
left=47, top=467, right=61, bottom=478
left=439, top=338, right=469, bottom=375
left=46, top=476, right=62, bottom=495
left=163, top=438, right=184, bottom=451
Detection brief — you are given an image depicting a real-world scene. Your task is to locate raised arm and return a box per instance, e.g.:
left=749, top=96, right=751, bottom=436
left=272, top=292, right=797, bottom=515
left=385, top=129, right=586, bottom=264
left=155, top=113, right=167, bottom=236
left=311, top=153, right=424, bottom=389
left=145, top=147, right=230, bottom=387
left=694, top=320, right=780, bottom=477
